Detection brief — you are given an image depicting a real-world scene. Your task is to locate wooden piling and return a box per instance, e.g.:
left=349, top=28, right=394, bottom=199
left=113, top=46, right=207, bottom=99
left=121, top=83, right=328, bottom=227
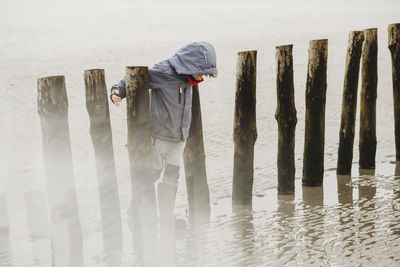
left=302, top=39, right=328, bottom=186
left=337, top=31, right=365, bottom=175
left=126, top=66, right=155, bottom=199
left=183, top=84, right=211, bottom=224
left=232, top=50, right=257, bottom=209
left=359, top=28, right=378, bottom=170
left=275, top=45, right=297, bottom=195
left=125, top=66, right=157, bottom=256
left=37, top=76, right=83, bottom=266
left=388, top=23, right=400, bottom=162
left=83, top=69, right=123, bottom=261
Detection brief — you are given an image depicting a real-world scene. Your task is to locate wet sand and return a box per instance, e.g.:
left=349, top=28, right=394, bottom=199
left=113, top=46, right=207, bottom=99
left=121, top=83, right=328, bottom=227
left=1, top=0, right=400, bottom=265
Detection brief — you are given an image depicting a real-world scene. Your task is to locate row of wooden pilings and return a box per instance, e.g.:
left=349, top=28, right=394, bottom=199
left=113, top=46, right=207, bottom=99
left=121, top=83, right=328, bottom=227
left=36, top=24, right=400, bottom=265
left=37, top=69, right=210, bottom=264
left=233, top=24, right=400, bottom=205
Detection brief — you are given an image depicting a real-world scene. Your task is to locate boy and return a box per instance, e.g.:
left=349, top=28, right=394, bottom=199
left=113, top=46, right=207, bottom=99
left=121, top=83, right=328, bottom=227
left=110, top=41, right=217, bottom=259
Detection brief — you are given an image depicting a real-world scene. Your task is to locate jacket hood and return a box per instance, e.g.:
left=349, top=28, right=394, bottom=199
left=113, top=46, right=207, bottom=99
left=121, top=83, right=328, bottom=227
left=168, top=41, right=218, bottom=76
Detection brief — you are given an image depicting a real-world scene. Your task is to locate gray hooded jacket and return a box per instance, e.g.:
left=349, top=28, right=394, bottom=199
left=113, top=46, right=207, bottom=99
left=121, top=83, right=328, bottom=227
left=110, top=41, right=217, bottom=142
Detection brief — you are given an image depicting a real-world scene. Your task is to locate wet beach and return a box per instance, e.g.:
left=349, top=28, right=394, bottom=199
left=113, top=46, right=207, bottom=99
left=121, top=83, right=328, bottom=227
left=1, top=0, right=400, bottom=265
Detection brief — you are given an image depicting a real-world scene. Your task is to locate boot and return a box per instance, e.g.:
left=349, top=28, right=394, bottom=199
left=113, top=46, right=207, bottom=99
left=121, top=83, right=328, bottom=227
left=157, top=182, right=178, bottom=265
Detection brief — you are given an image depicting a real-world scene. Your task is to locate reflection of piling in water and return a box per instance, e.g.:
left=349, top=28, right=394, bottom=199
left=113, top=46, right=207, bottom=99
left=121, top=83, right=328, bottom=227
left=336, top=175, right=355, bottom=257
left=336, top=175, right=353, bottom=205
left=275, top=45, right=297, bottom=195
left=183, top=84, right=211, bottom=224
left=357, top=170, right=376, bottom=244
left=37, top=76, right=83, bottom=266
left=358, top=170, right=376, bottom=199
left=396, top=161, right=400, bottom=176
left=302, top=40, right=328, bottom=186
left=125, top=67, right=157, bottom=259
left=359, top=28, right=378, bottom=170
left=0, top=194, right=12, bottom=266
left=302, top=185, right=324, bottom=205
left=388, top=24, right=400, bottom=162
left=337, top=31, right=364, bottom=175
left=231, top=210, right=256, bottom=266
left=276, top=195, right=295, bottom=262
left=301, top=186, right=324, bottom=259
left=391, top=176, right=400, bottom=236
left=24, top=190, right=51, bottom=264
left=233, top=50, right=257, bottom=210
left=83, top=69, right=123, bottom=263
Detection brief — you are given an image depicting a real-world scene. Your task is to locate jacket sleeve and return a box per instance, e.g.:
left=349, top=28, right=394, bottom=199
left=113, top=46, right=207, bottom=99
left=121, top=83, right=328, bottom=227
left=110, top=76, right=127, bottom=103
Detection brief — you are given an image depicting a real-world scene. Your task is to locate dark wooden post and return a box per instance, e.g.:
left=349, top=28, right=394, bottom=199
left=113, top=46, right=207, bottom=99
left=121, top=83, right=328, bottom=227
left=37, top=76, right=83, bottom=266
left=275, top=45, right=297, bottom=195
left=125, top=66, right=157, bottom=259
left=359, top=28, right=378, bottom=170
left=83, top=69, right=123, bottom=262
left=302, top=39, right=328, bottom=186
left=337, top=31, right=365, bottom=175
left=183, top=84, right=211, bottom=224
left=388, top=24, right=400, bottom=162
left=232, top=50, right=257, bottom=210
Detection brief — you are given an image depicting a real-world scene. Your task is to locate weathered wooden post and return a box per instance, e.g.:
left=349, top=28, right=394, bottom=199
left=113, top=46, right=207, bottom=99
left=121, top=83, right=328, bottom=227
left=388, top=24, right=400, bottom=163
left=302, top=40, right=328, bottom=186
left=37, top=76, right=83, bottom=266
left=125, top=66, right=157, bottom=260
left=337, top=31, right=365, bottom=175
left=359, top=28, right=378, bottom=170
left=183, top=84, right=211, bottom=224
left=275, top=45, right=297, bottom=195
left=232, top=50, right=257, bottom=210
left=83, top=69, right=123, bottom=262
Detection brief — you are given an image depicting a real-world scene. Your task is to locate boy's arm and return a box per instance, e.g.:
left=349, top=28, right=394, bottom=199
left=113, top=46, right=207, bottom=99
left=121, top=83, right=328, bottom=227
left=110, top=76, right=127, bottom=103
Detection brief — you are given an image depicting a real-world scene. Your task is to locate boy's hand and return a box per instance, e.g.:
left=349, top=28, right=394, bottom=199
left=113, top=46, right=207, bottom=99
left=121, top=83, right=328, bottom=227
left=111, top=90, right=122, bottom=107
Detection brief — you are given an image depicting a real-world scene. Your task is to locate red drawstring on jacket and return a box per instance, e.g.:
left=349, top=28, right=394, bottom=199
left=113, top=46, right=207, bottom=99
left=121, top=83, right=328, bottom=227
left=188, top=77, right=204, bottom=85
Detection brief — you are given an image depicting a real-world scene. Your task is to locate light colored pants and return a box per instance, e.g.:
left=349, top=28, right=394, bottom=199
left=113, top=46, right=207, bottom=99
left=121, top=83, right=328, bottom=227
left=152, top=137, right=186, bottom=188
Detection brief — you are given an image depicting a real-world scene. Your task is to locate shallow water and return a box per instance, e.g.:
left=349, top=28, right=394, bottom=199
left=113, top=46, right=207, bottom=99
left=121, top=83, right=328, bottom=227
left=1, top=0, right=400, bottom=266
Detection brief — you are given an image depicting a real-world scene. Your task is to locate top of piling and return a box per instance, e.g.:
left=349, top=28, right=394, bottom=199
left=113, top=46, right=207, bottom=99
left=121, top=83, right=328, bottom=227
left=388, top=23, right=400, bottom=46
left=37, top=75, right=65, bottom=82
left=84, top=69, right=105, bottom=73
left=237, top=50, right=257, bottom=55
left=309, top=39, right=328, bottom=45
left=276, top=44, right=293, bottom=50
left=126, top=66, right=148, bottom=70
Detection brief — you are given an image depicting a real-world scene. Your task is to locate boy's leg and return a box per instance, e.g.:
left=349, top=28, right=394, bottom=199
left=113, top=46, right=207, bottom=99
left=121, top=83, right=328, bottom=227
left=155, top=139, right=185, bottom=264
